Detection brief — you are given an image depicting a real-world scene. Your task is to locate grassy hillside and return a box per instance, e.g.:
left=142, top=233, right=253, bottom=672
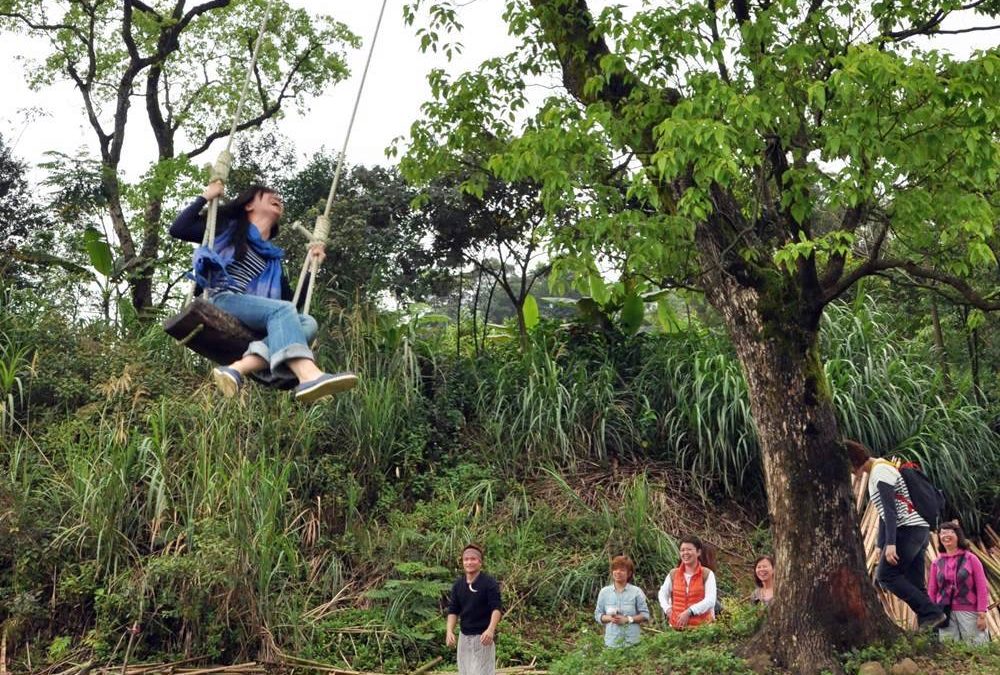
left=1, top=291, right=998, bottom=673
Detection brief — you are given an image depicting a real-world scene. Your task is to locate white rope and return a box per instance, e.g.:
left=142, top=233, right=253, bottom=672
left=186, top=0, right=277, bottom=302
left=293, top=0, right=389, bottom=314
left=206, top=0, right=277, bottom=246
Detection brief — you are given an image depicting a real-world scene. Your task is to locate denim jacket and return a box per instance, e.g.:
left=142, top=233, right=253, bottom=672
left=594, top=583, right=650, bottom=647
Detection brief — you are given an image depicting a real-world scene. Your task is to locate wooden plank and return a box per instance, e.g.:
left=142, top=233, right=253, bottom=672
left=163, top=298, right=261, bottom=366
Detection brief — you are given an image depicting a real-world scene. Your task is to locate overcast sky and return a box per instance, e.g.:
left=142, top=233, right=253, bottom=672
left=0, top=1, right=516, bottom=180
left=0, top=1, right=994, bottom=182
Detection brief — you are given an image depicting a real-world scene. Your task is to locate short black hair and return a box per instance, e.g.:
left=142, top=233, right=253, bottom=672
left=462, top=543, right=484, bottom=559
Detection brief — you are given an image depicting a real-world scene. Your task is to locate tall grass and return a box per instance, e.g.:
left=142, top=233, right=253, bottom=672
left=635, top=332, right=758, bottom=498
left=0, top=332, right=32, bottom=434
left=1, top=291, right=997, bottom=669
left=473, top=344, right=654, bottom=469
left=824, top=301, right=1000, bottom=529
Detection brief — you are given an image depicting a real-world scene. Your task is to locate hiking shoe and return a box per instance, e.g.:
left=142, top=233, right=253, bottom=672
left=212, top=366, right=243, bottom=398
left=294, top=372, right=358, bottom=403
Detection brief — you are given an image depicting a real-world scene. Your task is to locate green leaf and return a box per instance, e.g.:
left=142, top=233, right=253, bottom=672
left=657, top=298, right=681, bottom=333
left=83, top=227, right=114, bottom=277
left=807, top=82, right=826, bottom=109
left=620, top=293, right=645, bottom=335
left=589, top=272, right=610, bottom=305
left=522, top=294, right=540, bottom=330
left=966, top=309, right=985, bottom=331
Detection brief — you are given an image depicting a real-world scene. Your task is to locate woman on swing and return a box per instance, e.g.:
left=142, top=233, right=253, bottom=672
left=170, top=179, right=357, bottom=402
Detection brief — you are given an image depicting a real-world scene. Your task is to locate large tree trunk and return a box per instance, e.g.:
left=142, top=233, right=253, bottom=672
left=707, top=279, right=898, bottom=673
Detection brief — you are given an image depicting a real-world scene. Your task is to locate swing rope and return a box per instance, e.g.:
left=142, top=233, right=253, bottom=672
left=188, top=0, right=277, bottom=303
left=291, top=0, right=389, bottom=314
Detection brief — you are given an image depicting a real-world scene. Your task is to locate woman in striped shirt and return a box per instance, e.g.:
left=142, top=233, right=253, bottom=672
left=170, top=180, right=357, bottom=402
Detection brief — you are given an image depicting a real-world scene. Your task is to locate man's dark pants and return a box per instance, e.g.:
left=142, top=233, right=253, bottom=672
left=876, top=525, right=941, bottom=623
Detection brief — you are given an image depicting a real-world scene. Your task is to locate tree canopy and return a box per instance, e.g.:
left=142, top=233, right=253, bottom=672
left=400, top=1, right=1000, bottom=671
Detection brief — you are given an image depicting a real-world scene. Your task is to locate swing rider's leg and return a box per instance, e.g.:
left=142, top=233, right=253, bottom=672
left=209, top=292, right=357, bottom=401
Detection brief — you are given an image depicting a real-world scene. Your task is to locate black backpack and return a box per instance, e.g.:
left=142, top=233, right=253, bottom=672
left=898, top=462, right=946, bottom=529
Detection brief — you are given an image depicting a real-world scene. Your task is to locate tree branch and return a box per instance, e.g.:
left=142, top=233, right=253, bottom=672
left=182, top=43, right=317, bottom=159
left=707, top=0, right=732, bottom=83
left=175, top=0, right=232, bottom=37
left=122, top=1, right=142, bottom=61
left=0, top=11, right=76, bottom=34
left=732, top=0, right=751, bottom=24
left=825, top=254, right=999, bottom=311
left=129, top=0, right=162, bottom=19
left=884, top=10, right=947, bottom=40
left=527, top=0, right=680, bottom=152
left=930, top=24, right=1000, bottom=35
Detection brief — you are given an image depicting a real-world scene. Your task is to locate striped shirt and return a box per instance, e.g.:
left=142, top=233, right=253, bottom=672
left=223, top=247, right=268, bottom=294
left=868, top=460, right=928, bottom=529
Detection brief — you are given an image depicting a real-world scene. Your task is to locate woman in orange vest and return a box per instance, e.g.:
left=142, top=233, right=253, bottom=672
left=657, top=535, right=717, bottom=629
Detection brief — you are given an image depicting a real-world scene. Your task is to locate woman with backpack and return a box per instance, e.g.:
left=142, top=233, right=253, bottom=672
left=928, top=521, right=990, bottom=645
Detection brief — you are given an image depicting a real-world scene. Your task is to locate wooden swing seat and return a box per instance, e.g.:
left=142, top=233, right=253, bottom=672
left=163, top=298, right=262, bottom=366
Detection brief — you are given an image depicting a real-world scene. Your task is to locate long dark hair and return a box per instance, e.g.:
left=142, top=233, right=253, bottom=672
left=217, top=184, right=280, bottom=260
left=936, top=521, right=970, bottom=553
left=678, top=535, right=716, bottom=572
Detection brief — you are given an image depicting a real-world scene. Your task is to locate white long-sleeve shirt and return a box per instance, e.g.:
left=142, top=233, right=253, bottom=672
left=658, top=568, right=717, bottom=617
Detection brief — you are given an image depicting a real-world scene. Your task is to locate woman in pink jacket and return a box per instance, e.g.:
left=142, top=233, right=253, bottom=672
left=928, top=520, right=990, bottom=645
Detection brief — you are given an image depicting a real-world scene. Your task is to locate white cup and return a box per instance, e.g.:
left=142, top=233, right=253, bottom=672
left=606, top=607, right=618, bottom=616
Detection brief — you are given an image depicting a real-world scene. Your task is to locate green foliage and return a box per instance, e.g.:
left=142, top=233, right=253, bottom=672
left=824, top=300, right=1000, bottom=529
left=840, top=633, right=938, bottom=674
left=46, top=635, right=72, bottom=662
left=2, top=278, right=998, bottom=670
left=81, top=227, right=114, bottom=278
left=0, top=332, right=32, bottom=434
left=279, top=160, right=437, bottom=303
left=549, top=602, right=763, bottom=675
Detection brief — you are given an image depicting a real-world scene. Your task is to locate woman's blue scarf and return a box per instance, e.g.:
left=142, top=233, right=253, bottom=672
left=191, top=220, right=285, bottom=299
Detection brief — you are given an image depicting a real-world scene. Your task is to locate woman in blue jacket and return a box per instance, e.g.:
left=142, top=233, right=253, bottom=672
left=170, top=180, right=356, bottom=402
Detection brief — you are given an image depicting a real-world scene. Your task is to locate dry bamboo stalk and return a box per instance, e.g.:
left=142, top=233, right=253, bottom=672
left=409, top=656, right=443, bottom=675
left=277, top=653, right=364, bottom=674
left=170, top=662, right=257, bottom=675
left=116, top=655, right=209, bottom=674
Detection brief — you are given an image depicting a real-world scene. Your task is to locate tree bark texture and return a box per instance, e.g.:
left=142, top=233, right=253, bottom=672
left=708, top=280, right=897, bottom=672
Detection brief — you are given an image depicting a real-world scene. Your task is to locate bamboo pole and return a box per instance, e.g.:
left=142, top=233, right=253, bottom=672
left=409, top=656, right=442, bottom=675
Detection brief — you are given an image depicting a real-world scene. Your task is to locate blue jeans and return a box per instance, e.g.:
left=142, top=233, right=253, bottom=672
left=876, top=525, right=941, bottom=623
left=209, top=291, right=317, bottom=380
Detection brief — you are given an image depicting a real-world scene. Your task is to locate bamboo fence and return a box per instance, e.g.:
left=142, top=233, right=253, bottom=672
left=853, top=469, right=1000, bottom=638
